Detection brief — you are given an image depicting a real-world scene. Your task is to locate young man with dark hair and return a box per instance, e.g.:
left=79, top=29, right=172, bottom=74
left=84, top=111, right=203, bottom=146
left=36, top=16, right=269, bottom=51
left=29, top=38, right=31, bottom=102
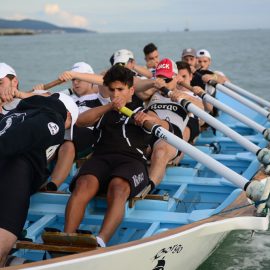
left=174, top=61, right=210, bottom=143
left=0, top=92, right=79, bottom=266
left=64, top=65, right=166, bottom=248
left=143, top=43, right=160, bottom=74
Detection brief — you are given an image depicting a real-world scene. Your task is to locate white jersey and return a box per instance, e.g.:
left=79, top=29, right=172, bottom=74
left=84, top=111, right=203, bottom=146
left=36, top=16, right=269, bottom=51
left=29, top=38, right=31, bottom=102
left=147, top=92, right=189, bottom=134
left=182, top=90, right=202, bottom=101
left=60, top=90, right=110, bottom=140
left=60, top=89, right=110, bottom=114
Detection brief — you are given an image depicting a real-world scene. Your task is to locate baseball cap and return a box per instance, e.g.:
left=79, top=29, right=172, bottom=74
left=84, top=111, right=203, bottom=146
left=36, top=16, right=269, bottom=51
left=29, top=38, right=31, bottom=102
left=113, top=49, right=134, bottom=65
left=58, top=93, right=79, bottom=140
left=155, top=58, right=178, bottom=79
left=182, top=48, right=196, bottom=58
left=71, top=62, right=94, bottom=74
left=196, top=49, right=211, bottom=59
left=0, top=63, right=16, bottom=79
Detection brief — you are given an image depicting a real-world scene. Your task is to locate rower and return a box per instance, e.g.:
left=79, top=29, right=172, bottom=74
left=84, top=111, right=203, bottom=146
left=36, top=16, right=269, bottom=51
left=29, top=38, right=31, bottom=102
left=38, top=62, right=111, bottom=191
left=64, top=65, right=165, bottom=248
left=0, top=91, right=79, bottom=267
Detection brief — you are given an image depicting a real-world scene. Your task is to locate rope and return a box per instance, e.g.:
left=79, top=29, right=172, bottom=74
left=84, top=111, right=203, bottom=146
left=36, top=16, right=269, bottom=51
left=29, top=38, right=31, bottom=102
left=171, top=197, right=269, bottom=216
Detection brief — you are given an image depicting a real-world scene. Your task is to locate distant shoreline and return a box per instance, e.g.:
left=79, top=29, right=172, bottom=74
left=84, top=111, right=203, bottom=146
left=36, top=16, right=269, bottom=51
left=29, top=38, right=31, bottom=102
left=0, top=28, right=34, bottom=35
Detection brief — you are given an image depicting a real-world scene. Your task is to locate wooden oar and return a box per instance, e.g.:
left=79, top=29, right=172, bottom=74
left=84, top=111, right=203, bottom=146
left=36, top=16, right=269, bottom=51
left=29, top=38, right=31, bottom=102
left=208, top=80, right=270, bottom=120
left=224, top=81, right=270, bottom=109
left=179, top=81, right=270, bottom=141
left=119, top=106, right=270, bottom=207
left=159, top=87, right=270, bottom=168
left=42, top=79, right=64, bottom=91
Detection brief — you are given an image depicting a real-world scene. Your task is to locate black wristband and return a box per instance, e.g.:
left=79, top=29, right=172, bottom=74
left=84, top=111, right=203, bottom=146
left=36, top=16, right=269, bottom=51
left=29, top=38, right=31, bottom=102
left=149, top=179, right=156, bottom=192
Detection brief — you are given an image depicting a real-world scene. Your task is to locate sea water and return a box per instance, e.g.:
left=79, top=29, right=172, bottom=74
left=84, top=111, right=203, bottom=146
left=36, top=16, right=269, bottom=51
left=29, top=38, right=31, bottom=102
left=1, top=29, right=270, bottom=269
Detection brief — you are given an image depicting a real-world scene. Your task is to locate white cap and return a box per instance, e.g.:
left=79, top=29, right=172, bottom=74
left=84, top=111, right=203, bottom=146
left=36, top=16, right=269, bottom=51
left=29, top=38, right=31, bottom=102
left=113, top=49, right=134, bottom=65
left=0, top=63, right=16, bottom=79
left=58, top=93, right=79, bottom=140
left=196, top=49, right=211, bottom=59
left=71, top=62, right=94, bottom=74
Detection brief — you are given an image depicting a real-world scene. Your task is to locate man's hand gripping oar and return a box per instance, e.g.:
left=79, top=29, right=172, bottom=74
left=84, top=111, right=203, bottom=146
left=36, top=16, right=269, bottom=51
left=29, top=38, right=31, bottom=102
left=0, top=79, right=64, bottom=107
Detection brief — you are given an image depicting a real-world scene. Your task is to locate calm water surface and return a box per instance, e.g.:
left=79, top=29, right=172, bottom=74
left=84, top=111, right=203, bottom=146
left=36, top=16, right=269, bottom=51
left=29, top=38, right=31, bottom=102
left=1, top=29, right=270, bottom=269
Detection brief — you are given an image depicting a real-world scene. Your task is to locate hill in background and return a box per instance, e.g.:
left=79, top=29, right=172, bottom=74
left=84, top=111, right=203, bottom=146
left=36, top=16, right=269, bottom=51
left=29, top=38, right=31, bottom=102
left=0, top=18, right=96, bottom=35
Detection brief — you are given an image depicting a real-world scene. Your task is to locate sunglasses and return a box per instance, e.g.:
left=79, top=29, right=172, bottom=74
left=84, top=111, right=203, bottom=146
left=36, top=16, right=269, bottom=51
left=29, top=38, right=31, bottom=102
left=163, top=78, right=173, bottom=83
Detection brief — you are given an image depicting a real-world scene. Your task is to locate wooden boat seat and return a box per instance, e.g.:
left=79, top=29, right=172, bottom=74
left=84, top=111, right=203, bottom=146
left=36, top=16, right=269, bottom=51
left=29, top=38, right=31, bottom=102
left=16, top=231, right=98, bottom=253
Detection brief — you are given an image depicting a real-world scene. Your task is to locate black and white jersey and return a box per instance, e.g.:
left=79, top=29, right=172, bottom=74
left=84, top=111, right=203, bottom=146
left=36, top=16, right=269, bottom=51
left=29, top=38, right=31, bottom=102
left=147, top=92, right=189, bottom=134
left=191, top=69, right=215, bottom=95
left=0, top=95, right=66, bottom=189
left=60, top=89, right=111, bottom=113
left=71, top=93, right=110, bottom=114
left=93, top=102, right=152, bottom=162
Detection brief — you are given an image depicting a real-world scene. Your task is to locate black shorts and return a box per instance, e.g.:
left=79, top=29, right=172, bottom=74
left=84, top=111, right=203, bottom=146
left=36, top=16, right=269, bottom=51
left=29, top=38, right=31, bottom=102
left=187, top=117, right=200, bottom=143
left=0, top=157, right=35, bottom=237
left=70, top=153, right=149, bottom=198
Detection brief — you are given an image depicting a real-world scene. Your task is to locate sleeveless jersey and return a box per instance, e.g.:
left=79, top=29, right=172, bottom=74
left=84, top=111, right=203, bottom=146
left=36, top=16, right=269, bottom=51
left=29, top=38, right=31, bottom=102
left=147, top=92, right=189, bottom=134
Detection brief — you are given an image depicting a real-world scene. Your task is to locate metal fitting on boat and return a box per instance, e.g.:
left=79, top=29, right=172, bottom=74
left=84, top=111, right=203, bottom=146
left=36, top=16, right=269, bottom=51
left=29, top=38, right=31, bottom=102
left=264, top=164, right=270, bottom=175
left=257, top=148, right=270, bottom=165
left=263, top=128, right=270, bottom=141
left=245, top=180, right=265, bottom=202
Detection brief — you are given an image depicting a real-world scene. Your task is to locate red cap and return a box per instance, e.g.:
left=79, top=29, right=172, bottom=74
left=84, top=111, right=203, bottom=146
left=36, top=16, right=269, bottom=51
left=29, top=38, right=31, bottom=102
left=155, top=58, right=178, bottom=78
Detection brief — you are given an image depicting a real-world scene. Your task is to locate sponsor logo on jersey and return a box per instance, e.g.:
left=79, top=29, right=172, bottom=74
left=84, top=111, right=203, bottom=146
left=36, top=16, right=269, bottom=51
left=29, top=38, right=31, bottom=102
left=48, top=122, right=59, bottom=135
left=150, top=103, right=178, bottom=112
left=0, top=113, right=26, bottom=136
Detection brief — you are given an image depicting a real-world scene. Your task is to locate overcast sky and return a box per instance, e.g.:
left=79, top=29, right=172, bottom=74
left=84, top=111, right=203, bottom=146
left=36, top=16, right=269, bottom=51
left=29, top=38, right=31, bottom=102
left=1, top=0, right=270, bottom=32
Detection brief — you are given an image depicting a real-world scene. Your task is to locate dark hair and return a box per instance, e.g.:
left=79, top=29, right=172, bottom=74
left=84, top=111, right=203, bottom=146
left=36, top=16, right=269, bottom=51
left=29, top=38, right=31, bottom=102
left=109, top=54, right=114, bottom=66
left=176, top=61, right=192, bottom=74
left=103, top=65, right=134, bottom=88
left=143, top=43, right=158, bottom=56
left=6, top=74, right=16, bottom=80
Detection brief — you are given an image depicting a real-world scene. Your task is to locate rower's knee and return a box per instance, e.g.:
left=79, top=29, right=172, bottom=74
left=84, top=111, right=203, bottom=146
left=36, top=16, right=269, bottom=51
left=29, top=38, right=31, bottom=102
left=72, top=175, right=99, bottom=198
left=151, top=147, right=171, bottom=163
left=0, top=229, right=17, bottom=267
left=107, top=178, right=130, bottom=201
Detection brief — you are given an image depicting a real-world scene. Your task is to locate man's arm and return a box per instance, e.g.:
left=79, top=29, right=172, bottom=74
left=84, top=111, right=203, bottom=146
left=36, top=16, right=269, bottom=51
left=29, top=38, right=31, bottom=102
left=59, top=71, right=104, bottom=85
left=134, top=110, right=170, bottom=130
left=133, top=77, right=157, bottom=100
left=77, top=103, right=113, bottom=127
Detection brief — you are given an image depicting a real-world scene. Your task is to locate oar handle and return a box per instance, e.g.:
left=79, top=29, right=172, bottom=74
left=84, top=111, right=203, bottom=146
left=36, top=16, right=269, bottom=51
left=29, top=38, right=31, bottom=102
left=43, top=79, right=64, bottom=90
left=119, top=107, right=157, bottom=131
left=119, top=107, right=134, bottom=118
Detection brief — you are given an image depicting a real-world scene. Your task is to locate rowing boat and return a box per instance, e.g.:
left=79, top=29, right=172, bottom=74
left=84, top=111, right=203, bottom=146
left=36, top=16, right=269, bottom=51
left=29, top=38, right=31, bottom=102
left=6, top=84, right=270, bottom=270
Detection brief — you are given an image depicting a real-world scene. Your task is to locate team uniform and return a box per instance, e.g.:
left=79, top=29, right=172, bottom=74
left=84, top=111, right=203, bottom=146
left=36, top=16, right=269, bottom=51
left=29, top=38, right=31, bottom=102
left=181, top=90, right=202, bottom=142
left=0, top=95, right=67, bottom=237
left=70, top=101, right=152, bottom=198
left=191, top=69, right=216, bottom=96
left=66, top=91, right=110, bottom=155
left=147, top=92, right=189, bottom=155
